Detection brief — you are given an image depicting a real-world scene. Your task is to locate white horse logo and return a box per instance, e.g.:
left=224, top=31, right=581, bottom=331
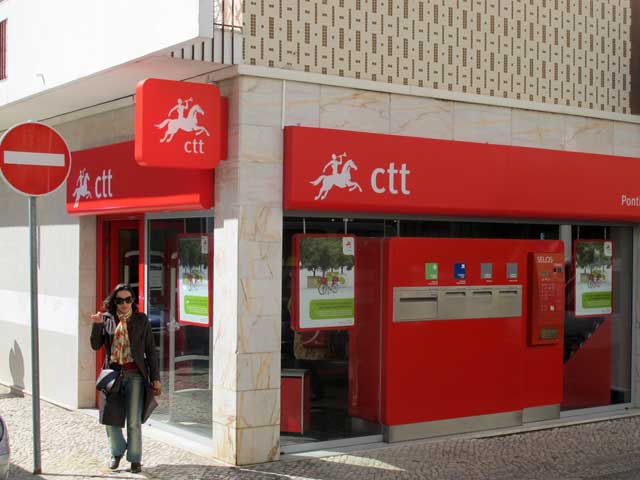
left=310, top=153, right=363, bottom=200
left=72, top=169, right=92, bottom=208
left=155, top=99, right=210, bottom=143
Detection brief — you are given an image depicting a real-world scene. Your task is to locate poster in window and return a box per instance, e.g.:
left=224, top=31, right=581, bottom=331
left=292, top=234, right=356, bottom=331
left=574, top=240, right=613, bottom=317
left=177, top=233, right=212, bottom=326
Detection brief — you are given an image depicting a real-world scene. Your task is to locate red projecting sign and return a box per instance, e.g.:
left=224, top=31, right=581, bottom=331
left=135, top=78, right=226, bottom=169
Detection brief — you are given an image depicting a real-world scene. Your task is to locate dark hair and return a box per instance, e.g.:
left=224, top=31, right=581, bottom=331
left=103, top=283, right=138, bottom=317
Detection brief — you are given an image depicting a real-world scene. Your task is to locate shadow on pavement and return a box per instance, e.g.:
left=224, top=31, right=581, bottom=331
left=9, top=464, right=45, bottom=480
left=10, top=462, right=144, bottom=480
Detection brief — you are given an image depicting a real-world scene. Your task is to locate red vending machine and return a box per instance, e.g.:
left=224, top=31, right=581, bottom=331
left=378, top=238, right=564, bottom=442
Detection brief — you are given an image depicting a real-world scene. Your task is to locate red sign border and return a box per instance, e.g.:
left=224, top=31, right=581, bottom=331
left=0, top=121, right=72, bottom=197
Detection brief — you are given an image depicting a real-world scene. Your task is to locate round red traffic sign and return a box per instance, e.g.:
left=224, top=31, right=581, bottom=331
left=0, top=122, right=72, bottom=197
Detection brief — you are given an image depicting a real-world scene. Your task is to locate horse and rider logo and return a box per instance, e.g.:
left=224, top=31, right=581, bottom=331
left=155, top=97, right=210, bottom=143
left=72, top=168, right=92, bottom=208
left=310, top=152, right=363, bottom=200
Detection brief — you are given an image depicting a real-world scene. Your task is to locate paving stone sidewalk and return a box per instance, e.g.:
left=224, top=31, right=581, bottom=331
left=3, top=385, right=640, bottom=480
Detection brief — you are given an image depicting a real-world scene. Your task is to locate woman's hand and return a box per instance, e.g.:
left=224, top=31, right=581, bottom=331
left=90, top=312, right=104, bottom=323
left=152, top=380, right=162, bottom=396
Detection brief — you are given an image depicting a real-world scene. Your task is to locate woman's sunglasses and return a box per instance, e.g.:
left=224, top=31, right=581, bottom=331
left=115, top=296, right=133, bottom=305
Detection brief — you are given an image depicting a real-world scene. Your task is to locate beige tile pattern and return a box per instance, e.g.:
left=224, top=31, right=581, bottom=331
left=320, top=85, right=390, bottom=134
left=284, top=81, right=321, bottom=127
left=238, top=352, right=280, bottom=391
left=564, top=116, right=614, bottom=154
left=236, top=425, right=280, bottom=465
left=390, top=94, right=454, bottom=139
left=613, top=122, right=640, bottom=158
left=512, top=110, right=565, bottom=150
left=243, top=0, right=631, bottom=113
left=238, top=389, right=280, bottom=428
left=453, top=102, right=511, bottom=145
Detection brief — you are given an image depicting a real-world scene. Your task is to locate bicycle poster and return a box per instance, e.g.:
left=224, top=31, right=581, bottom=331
left=574, top=240, right=613, bottom=317
left=293, top=234, right=356, bottom=330
left=177, top=233, right=212, bottom=326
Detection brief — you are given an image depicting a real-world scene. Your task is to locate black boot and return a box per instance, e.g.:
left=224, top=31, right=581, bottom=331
left=131, top=462, right=142, bottom=474
left=109, top=455, right=122, bottom=470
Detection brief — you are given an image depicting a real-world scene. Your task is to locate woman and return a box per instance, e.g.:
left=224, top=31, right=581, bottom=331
left=90, top=283, right=161, bottom=474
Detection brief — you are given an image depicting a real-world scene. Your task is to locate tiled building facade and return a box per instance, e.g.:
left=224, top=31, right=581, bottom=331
left=244, top=0, right=631, bottom=112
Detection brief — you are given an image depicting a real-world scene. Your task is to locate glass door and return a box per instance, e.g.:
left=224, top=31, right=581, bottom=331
left=95, top=218, right=143, bottom=403
left=146, top=216, right=214, bottom=440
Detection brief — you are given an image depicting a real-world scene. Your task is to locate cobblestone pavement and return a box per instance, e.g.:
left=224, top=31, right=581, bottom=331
left=3, top=385, right=640, bottom=480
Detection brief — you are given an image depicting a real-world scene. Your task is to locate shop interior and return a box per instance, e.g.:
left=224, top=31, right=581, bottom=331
left=280, top=217, right=633, bottom=447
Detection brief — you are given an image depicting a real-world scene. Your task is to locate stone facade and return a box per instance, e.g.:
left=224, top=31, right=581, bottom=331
left=244, top=0, right=631, bottom=113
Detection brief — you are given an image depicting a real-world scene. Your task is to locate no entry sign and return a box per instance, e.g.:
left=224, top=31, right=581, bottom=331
left=0, top=122, right=72, bottom=196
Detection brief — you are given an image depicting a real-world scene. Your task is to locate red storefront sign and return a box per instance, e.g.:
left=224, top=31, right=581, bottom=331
left=284, top=126, right=640, bottom=221
left=66, top=141, right=213, bottom=215
left=135, top=78, right=225, bottom=169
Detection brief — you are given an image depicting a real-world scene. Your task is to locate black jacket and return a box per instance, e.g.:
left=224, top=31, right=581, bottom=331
left=90, top=312, right=160, bottom=383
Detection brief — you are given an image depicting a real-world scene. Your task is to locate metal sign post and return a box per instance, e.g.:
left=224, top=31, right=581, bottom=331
left=0, top=122, right=72, bottom=475
left=29, top=196, right=41, bottom=474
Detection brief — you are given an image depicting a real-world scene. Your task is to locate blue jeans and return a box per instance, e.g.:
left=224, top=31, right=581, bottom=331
left=105, top=370, right=144, bottom=463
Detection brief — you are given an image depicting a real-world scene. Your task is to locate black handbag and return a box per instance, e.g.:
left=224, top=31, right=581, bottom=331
left=95, top=333, right=122, bottom=394
left=98, top=390, right=126, bottom=427
left=142, top=380, right=158, bottom=424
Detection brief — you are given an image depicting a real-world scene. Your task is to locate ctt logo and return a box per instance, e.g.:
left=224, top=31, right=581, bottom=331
left=71, top=168, right=113, bottom=208
left=310, top=151, right=411, bottom=200
left=155, top=97, right=210, bottom=153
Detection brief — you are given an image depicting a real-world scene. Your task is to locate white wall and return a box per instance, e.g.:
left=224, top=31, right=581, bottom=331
left=0, top=181, right=86, bottom=408
left=0, top=0, right=213, bottom=105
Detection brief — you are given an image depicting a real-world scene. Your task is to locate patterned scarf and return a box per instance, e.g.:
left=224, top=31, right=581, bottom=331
left=110, top=310, right=133, bottom=365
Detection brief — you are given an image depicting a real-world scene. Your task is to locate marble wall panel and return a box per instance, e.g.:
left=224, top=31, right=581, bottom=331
left=238, top=352, right=280, bottom=391
left=211, top=350, right=238, bottom=391
left=239, top=77, right=283, bottom=128
left=236, top=425, right=280, bottom=464
left=237, top=314, right=280, bottom=355
left=319, top=86, right=390, bottom=134
left=613, top=123, right=640, bottom=158
left=211, top=385, right=238, bottom=428
left=237, top=125, right=282, bottom=164
left=237, top=389, right=280, bottom=428
left=215, top=165, right=240, bottom=207
left=239, top=163, right=283, bottom=207
left=212, top=422, right=237, bottom=464
left=284, top=81, right=321, bottom=127
left=564, top=117, right=614, bottom=155
left=78, top=379, right=96, bottom=408
left=511, top=110, right=565, bottom=150
left=218, top=77, right=241, bottom=131
left=238, top=275, right=281, bottom=316
left=225, top=126, right=241, bottom=164
left=238, top=241, right=281, bottom=282
left=213, top=217, right=239, bottom=354
left=239, top=206, right=283, bottom=243
left=453, top=103, right=511, bottom=145
left=389, top=94, right=454, bottom=140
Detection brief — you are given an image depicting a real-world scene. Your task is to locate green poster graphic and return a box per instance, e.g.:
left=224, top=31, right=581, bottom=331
left=298, top=235, right=355, bottom=329
left=575, top=240, right=612, bottom=317
left=178, top=235, right=210, bottom=326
